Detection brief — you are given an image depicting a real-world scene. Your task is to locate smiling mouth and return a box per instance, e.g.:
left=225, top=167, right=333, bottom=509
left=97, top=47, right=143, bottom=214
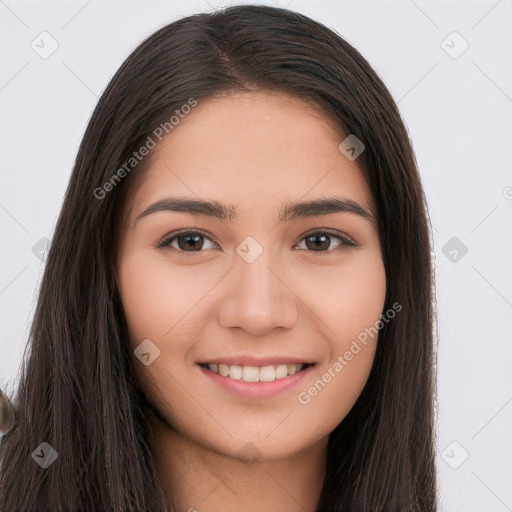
left=197, top=362, right=314, bottom=383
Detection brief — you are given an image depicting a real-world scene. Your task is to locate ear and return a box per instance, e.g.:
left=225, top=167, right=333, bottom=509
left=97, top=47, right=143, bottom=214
left=0, top=389, right=16, bottom=438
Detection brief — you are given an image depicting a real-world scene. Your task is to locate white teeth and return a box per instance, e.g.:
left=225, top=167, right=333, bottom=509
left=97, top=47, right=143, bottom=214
left=242, top=366, right=259, bottom=382
left=259, top=366, right=275, bottom=382
left=288, top=364, right=298, bottom=375
left=218, top=363, right=230, bottom=377
left=229, top=365, right=242, bottom=380
left=204, top=363, right=306, bottom=382
left=275, top=364, right=288, bottom=379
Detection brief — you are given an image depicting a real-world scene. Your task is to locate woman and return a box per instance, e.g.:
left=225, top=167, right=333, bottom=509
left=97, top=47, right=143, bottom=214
left=0, top=4, right=438, bottom=511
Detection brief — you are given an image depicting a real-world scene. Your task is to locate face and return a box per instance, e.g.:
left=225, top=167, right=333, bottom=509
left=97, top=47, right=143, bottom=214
left=116, top=90, right=386, bottom=462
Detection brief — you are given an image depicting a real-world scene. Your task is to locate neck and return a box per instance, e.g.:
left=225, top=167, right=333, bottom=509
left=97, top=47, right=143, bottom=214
left=149, top=415, right=328, bottom=512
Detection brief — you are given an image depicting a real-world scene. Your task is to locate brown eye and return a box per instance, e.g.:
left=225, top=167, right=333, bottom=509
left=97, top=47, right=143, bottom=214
left=156, top=229, right=356, bottom=255
left=295, top=231, right=357, bottom=254
left=175, top=233, right=205, bottom=251
left=156, top=230, right=218, bottom=253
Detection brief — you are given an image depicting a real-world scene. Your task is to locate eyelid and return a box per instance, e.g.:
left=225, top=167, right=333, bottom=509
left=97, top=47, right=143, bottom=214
left=156, top=228, right=358, bottom=253
left=156, top=228, right=219, bottom=250
left=300, top=228, right=356, bottom=246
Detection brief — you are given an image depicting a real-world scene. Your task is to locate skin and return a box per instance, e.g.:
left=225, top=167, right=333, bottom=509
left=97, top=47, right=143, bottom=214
left=116, top=90, right=387, bottom=512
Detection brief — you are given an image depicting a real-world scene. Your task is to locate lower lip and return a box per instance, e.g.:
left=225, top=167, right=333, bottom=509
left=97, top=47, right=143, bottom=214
left=198, top=364, right=315, bottom=400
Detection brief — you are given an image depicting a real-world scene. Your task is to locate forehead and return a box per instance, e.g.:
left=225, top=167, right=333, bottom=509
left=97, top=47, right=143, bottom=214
left=125, top=90, right=374, bottom=223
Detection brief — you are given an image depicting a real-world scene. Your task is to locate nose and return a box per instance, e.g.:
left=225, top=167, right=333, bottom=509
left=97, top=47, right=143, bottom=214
left=217, top=250, right=299, bottom=336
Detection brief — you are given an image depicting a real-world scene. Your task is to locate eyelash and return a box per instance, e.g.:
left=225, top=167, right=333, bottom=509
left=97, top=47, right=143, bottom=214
left=155, top=229, right=357, bottom=256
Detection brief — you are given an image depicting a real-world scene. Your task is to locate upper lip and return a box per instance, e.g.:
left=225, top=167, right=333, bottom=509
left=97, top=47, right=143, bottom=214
left=197, top=355, right=315, bottom=367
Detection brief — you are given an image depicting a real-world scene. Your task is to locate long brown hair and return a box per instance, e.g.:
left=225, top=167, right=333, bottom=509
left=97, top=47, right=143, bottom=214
left=0, top=5, right=438, bottom=511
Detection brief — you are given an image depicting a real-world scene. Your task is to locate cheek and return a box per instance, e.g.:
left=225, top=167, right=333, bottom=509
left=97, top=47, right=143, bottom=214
left=301, top=249, right=387, bottom=344
left=337, top=254, right=387, bottom=337
left=293, top=251, right=386, bottom=423
left=117, top=251, right=185, bottom=345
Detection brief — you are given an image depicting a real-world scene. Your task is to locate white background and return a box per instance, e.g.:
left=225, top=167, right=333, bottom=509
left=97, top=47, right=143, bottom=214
left=1, top=1, right=511, bottom=510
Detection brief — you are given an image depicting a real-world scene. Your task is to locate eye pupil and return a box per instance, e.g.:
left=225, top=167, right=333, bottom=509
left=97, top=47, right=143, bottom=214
left=306, top=234, right=330, bottom=251
left=178, top=234, right=204, bottom=251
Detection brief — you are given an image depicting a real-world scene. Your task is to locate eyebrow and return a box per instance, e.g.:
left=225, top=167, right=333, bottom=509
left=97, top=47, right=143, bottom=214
left=134, top=195, right=374, bottom=226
